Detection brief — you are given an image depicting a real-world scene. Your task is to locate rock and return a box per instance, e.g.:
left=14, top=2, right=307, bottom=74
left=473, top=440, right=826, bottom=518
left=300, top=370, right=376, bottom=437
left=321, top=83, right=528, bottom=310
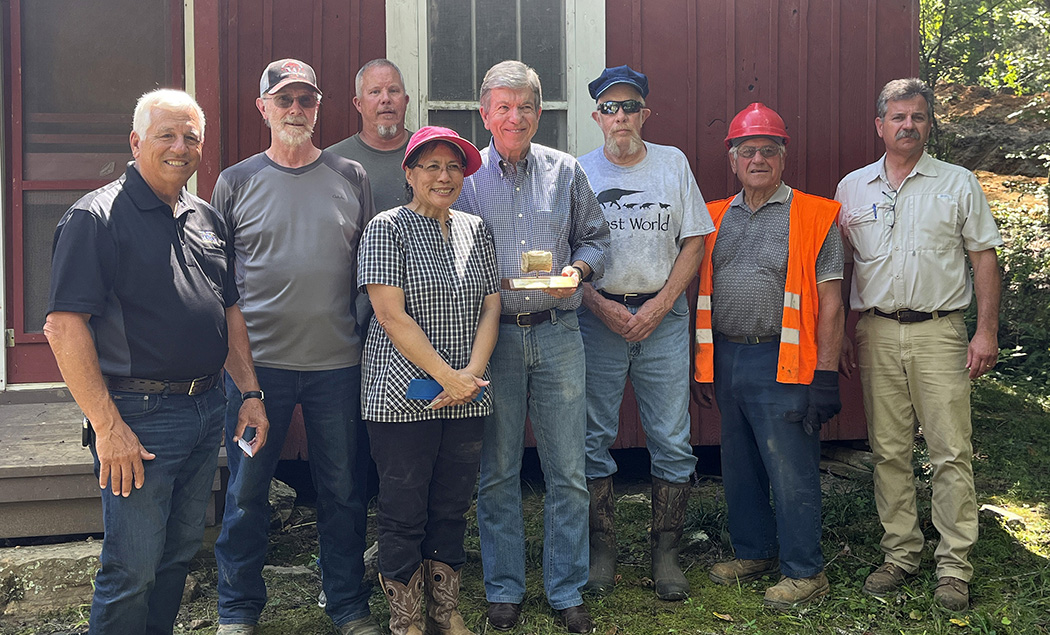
left=269, top=478, right=297, bottom=530
left=979, top=504, right=1026, bottom=530
left=182, top=573, right=201, bottom=603
left=363, top=540, right=379, bottom=582
left=0, top=540, right=101, bottom=615
left=262, top=565, right=316, bottom=577
left=189, top=618, right=213, bottom=630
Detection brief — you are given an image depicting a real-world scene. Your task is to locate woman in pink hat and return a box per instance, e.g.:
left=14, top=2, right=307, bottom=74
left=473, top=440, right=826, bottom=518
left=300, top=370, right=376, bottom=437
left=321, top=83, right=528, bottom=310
left=357, top=126, right=498, bottom=635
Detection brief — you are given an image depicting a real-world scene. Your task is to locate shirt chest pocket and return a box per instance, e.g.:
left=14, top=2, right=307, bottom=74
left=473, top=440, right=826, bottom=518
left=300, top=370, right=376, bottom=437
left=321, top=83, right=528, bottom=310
left=841, top=204, right=890, bottom=263
left=903, top=193, right=960, bottom=253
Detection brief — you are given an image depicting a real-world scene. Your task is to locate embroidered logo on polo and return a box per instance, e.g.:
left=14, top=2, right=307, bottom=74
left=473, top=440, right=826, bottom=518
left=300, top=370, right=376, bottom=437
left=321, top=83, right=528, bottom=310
left=199, top=230, right=222, bottom=246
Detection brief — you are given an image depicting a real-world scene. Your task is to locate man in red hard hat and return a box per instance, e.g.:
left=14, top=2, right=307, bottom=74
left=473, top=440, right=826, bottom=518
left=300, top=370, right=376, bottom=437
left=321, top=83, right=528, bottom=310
left=692, top=102, right=844, bottom=608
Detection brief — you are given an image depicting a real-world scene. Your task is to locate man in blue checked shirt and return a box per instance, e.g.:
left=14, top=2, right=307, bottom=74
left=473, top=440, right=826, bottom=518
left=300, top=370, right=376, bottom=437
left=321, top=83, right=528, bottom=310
left=455, top=60, right=610, bottom=634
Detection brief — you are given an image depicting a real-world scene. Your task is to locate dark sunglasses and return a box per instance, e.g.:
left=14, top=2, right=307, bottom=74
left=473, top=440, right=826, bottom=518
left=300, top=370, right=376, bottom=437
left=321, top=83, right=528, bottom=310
left=597, top=100, right=644, bottom=115
left=265, top=93, right=320, bottom=109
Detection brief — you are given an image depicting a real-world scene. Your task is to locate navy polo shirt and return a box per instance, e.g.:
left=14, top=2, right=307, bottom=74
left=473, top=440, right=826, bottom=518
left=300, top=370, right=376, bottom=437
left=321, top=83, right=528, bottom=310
left=47, top=163, right=238, bottom=380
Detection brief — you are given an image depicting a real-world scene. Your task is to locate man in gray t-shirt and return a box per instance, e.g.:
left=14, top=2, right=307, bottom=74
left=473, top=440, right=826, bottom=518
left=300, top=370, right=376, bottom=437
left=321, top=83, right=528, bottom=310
left=576, top=66, right=713, bottom=602
left=327, top=59, right=411, bottom=212
left=212, top=59, right=381, bottom=635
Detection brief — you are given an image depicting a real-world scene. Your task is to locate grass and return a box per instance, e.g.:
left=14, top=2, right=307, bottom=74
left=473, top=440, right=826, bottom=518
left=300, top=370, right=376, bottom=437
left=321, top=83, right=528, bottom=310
left=2, top=377, right=1047, bottom=635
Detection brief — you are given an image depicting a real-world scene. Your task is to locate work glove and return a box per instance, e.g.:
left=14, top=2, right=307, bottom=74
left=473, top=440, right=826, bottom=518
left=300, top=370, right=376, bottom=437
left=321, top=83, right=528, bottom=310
left=802, top=370, right=841, bottom=435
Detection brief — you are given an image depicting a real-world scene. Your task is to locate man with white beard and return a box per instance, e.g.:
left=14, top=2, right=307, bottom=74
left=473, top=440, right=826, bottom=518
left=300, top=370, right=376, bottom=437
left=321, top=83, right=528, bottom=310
left=575, top=65, right=713, bottom=601
left=212, top=59, right=381, bottom=635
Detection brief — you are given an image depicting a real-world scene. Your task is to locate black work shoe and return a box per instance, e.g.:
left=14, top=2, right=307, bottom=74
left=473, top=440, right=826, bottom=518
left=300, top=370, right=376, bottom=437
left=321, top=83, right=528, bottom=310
left=557, top=604, right=594, bottom=633
left=487, top=602, right=521, bottom=631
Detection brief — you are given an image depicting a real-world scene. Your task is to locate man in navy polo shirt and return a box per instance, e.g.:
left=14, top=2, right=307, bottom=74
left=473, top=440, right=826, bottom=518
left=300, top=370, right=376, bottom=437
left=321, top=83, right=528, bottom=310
left=45, top=89, right=269, bottom=635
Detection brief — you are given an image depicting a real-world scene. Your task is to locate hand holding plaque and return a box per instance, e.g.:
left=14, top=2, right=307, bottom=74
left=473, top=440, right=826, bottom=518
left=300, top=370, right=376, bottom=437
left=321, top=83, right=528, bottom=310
left=502, top=250, right=578, bottom=290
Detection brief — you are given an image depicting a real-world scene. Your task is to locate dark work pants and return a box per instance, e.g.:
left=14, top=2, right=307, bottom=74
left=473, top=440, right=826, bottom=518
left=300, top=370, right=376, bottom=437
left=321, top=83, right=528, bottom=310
left=367, top=417, right=484, bottom=584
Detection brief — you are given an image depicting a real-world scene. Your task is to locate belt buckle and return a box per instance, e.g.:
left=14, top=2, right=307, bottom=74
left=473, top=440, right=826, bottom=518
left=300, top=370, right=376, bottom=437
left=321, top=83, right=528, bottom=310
left=515, top=313, right=529, bottom=327
left=188, top=376, right=206, bottom=395
left=623, top=293, right=638, bottom=304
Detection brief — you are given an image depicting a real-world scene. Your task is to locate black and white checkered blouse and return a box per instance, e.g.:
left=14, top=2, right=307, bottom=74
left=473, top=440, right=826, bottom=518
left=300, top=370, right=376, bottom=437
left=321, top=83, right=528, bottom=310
left=358, top=206, right=500, bottom=422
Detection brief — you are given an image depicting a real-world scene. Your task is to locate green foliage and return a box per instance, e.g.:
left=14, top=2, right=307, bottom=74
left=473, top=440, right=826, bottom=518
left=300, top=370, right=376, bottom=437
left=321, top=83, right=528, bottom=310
left=921, top=0, right=1050, bottom=94
left=974, top=198, right=1050, bottom=387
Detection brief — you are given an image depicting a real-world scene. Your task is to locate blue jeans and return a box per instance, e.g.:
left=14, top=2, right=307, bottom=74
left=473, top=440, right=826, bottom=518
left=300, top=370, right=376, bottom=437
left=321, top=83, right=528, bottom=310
left=89, top=385, right=225, bottom=635
left=579, top=293, right=697, bottom=483
left=713, top=340, right=824, bottom=579
left=216, top=366, right=371, bottom=627
left=477, top=309, right=589, bottom=610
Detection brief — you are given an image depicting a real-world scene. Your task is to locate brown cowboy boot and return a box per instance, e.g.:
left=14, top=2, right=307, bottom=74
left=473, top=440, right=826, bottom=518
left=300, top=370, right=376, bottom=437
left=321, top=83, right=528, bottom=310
left=379, top=566, right=425, bottom=635
left=422, top=560, right=475, bottom=635
left=582, top=476, right=617, bottom=595
left=651, top=477, right=691, bottom=601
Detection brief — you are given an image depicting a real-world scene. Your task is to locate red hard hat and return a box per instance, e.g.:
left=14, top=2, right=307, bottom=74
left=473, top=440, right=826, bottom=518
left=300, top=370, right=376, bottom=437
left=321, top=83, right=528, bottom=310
left=725, top=102, right=790, bottom=149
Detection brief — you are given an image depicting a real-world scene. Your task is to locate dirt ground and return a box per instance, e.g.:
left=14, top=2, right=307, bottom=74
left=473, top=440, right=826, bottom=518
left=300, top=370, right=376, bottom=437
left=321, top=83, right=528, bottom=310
left=936, top=82, right=1050, bottom=177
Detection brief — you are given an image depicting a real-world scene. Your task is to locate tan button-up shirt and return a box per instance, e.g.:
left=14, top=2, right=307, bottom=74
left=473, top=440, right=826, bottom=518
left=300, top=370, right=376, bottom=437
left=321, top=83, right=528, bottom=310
left=835, top=152, right=1002, bottom=313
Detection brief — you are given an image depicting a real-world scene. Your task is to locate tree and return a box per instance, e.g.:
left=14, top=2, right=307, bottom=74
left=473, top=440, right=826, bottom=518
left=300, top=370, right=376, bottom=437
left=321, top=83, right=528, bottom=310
left=921, top=0, right=1050, bottom=93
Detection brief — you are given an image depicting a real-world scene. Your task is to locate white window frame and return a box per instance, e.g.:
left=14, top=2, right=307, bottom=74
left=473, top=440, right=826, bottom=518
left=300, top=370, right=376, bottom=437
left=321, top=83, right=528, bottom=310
left=386, top=0, right=605, bottom=156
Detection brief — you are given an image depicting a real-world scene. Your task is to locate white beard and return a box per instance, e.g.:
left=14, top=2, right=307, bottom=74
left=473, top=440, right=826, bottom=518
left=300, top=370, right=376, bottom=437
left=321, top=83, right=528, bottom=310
left=275, top=116, right=315, bottom=147
left=605, top=133, right=645, bottom=160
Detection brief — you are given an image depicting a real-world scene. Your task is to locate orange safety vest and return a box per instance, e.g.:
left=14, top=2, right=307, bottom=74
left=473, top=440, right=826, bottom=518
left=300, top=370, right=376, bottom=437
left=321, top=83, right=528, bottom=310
left=694, top=190, right=840, bottom=385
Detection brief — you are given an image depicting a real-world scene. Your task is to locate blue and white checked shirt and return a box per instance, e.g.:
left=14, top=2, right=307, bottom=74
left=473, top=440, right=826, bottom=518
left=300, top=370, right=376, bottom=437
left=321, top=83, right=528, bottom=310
left=456, top=140, right=610, bottom=314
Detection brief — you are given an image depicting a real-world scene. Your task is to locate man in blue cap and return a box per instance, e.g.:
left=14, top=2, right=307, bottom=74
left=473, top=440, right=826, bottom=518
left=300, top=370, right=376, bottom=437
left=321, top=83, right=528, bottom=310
left=576, top=65, right=714, bottom=600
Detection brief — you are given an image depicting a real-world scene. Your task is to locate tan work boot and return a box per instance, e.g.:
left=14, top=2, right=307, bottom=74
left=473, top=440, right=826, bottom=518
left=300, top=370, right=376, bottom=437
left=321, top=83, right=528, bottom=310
left=583, top=476, right=617, bottom=595
left=862, top=562, right=910, bottom=597
left=934, top=576, right=969, bottom=611
left=340, top=615, right=383, bottom=635
left=708, top=557, right=779, bottom=585
left=422, top=559, right=475, bottom=635
left=763, top=571, right=830, bottom=608
left=380, top=566, right=425, bottom=635
left=651, top=477, right=690, bottom=601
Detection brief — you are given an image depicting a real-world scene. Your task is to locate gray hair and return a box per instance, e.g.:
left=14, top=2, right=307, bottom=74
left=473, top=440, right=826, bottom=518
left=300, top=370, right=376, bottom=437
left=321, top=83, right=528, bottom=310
left=355, top=59, right=405, bottom=99
left=480, top=60, right=542, bottom=110
left=876, top=78, right=935, bottom=120
left=133, top=89, right=205, bottom=138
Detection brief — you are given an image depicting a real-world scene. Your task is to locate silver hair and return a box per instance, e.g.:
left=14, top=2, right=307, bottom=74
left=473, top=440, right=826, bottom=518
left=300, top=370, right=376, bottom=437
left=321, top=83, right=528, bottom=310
left=133, top=89, right=205, bottom=138
left=480, top=60, right=542, bottom=110
left=355, top=59, right=405, bottom=99
left=876, top=78, right=935, bottom=120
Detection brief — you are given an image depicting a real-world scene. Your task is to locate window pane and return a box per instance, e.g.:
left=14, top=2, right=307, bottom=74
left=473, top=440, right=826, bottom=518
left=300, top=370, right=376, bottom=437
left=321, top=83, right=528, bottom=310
left=427, top=0, right=566, bottom=103
left=520, top=0, right=565, bottom=101
left=21, top=0, right=173, bottom=181
left=474, top=1, right=520, bottom=92
left=428, top=0, right=474, bottom=100
left=23, top=191, right=87, bottom=332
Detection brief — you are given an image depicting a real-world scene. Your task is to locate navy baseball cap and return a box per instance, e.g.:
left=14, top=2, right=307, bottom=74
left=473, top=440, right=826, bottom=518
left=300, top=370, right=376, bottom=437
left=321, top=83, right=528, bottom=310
left=588, top=65, right=649, bottom=100
left=260, top=59, right=322, bottom=96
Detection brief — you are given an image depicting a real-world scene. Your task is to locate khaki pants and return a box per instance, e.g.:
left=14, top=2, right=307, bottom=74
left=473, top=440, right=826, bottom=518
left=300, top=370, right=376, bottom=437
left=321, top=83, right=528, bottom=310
left=856, top=312, right=977, bottom=581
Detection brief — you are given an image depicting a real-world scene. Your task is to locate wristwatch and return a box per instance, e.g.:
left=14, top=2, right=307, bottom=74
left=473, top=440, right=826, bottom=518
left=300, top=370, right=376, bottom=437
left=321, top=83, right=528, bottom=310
left=241, top=390, right=265, bottom=402
left=571, top=265, right=589, bottom=282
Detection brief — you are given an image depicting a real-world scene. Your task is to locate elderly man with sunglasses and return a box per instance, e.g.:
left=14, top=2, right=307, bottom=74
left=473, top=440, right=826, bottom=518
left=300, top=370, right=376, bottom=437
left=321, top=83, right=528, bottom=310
left=575, top=66, right=713, bottom=602
left=212, top=59, right=381, bottom=635
left=692, top=102, right=844, bottom=609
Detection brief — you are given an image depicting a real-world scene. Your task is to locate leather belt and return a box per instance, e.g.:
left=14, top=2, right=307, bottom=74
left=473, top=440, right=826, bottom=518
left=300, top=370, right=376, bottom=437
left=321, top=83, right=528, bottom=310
left=716, top=333, right=781, bottom=345
left=104, top=373, right=220, bottom=396
left=867, top=308, right=958, bottom=324
left=598, top=289, right=659, bottom=306
left=500, top=310, right=555, bottom=327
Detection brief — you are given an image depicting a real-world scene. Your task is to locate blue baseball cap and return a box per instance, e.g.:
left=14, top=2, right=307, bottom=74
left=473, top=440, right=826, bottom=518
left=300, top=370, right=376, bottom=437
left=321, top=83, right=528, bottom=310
left=588, top=65, right=649, bottom=100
